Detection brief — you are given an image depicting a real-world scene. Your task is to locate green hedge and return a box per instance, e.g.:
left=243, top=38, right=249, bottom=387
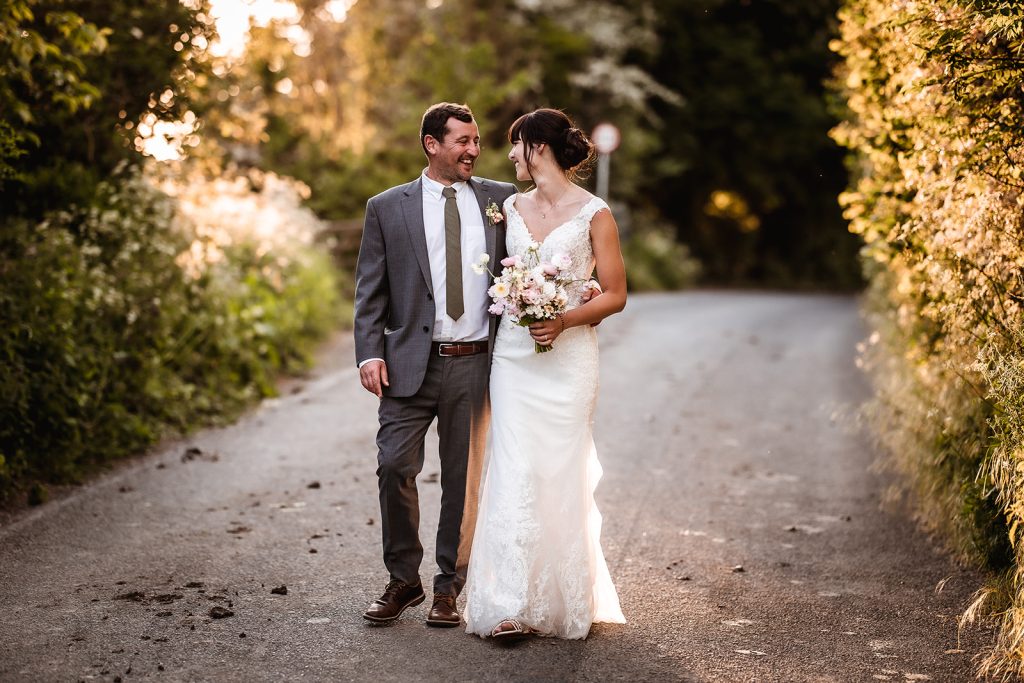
left=0, top=166, right=345, bottom=502
left=622, top=221, right=702, bottom=292
left=831, top=0, right=1024, bottom=677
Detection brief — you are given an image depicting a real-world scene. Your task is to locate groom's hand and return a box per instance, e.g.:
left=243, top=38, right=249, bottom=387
left=359, top=360, right=389, bottom=397
left=582, top=280, right=602, bottom=327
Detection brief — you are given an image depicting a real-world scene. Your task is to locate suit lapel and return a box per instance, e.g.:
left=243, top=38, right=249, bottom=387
left=470, top=177, right=508, bottom=350
left=469, top=178, right=497, bottom=261
left=401, top=178, right=432, bottom=291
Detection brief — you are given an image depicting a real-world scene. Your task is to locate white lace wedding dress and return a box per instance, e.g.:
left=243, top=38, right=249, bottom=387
left=464, top=194, right=625, bottom=639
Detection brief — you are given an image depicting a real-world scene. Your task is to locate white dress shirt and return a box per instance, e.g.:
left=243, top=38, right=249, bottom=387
left=420, top=171, right=490, bottom=343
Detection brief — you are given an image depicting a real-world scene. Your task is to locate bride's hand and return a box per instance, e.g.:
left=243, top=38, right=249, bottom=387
left=528, top=318, right=563, bottom=346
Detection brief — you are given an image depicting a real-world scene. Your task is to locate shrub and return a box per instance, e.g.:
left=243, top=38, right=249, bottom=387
left=0, top=164, right=344, bottom=501
left=622, top=212, right=702, bottom=291
left=832, top=0, right=1024, bottom=677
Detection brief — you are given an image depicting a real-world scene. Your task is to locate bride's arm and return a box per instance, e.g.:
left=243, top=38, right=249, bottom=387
left=564, top=209, right=627, bottom=328
left=529, top=208, right=626, bottom=346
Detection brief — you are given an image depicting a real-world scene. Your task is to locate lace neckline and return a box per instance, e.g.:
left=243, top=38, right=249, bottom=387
left=509, top=196, right=602, bottom=246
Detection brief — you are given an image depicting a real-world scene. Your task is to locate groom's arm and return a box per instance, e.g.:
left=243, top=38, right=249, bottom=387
left=354, top=199, right=390, bottom=396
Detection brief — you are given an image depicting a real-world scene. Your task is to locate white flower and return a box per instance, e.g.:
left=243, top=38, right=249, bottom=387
left=471, top=252, right=490, bottom=275
left=489, top=281, right=510, bottom=298
left=552, top=252, right=572, bottom=270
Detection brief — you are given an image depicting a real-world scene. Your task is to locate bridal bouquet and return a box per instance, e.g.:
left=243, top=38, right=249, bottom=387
left=473, top=243, right=577, bottom=353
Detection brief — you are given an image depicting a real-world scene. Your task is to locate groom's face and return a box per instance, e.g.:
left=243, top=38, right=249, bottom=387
left=425, top=117, right=480, bottom=184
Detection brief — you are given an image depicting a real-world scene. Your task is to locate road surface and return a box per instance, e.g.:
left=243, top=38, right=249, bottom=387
left=0, top=292, right=987, bottom=682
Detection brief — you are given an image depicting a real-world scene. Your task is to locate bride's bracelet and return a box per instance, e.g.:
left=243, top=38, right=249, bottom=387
left=558, top=312, right=566, bottom=334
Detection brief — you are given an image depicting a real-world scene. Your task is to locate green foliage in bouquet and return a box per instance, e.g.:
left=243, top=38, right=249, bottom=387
left=832, top=0, right=1024, bottom=676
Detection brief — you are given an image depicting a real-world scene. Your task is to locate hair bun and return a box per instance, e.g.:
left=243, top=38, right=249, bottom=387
left=561, top=127, right=593, bottom=169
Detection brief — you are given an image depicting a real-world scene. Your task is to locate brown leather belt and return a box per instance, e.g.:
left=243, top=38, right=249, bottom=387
left=432, top=340, right=488, bottom=357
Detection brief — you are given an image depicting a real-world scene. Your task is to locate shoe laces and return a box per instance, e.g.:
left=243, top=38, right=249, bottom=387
left=383, top=579, right=410, bottom=598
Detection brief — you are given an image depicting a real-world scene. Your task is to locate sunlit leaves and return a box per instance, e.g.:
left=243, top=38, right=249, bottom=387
left=1, top=0, right=219, bottom=215
left=832, top=1, right=1024, bottom=677
left=0, top=0, right=109, bottom=180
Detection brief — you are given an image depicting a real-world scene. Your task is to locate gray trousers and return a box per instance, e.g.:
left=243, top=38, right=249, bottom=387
left=375, top=350, right=490, bottom=597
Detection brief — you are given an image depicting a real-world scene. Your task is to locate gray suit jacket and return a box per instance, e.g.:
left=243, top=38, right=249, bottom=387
left=354, top=176, right=518, bottom=397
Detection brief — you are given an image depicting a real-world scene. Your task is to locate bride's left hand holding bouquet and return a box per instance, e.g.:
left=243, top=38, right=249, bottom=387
left=472, top=243, right=577, bottom=353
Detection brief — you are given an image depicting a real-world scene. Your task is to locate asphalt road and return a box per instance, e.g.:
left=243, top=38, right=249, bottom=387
left=0, top=292, right=987, bottom=682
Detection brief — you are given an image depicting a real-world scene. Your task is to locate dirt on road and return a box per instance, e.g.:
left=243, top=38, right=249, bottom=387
left=0, top=292, right=989, bottom=682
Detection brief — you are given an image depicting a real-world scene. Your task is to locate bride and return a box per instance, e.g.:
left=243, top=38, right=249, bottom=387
left=464, top=108, right=628, bottom=640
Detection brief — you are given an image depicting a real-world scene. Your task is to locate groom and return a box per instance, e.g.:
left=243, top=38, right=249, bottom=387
left=354, top=102, right=517, bottom=627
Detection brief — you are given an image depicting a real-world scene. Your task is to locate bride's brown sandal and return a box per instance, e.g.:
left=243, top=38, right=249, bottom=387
left=490, top=618, right=533, bottom=643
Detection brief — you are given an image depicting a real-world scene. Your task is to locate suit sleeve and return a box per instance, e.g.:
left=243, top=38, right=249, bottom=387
left=353, top=198, right=388, bottom=366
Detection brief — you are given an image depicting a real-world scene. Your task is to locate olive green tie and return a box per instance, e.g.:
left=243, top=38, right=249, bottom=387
left=442, top=186, right=464, bottom=321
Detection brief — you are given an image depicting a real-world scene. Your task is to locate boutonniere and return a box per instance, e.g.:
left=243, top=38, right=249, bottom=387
left=485, top=199, right=504, bottom=226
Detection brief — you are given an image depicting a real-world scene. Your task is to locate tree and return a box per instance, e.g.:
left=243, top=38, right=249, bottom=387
left=637, top=0, right=859, bottom=286
left=1, top=0, right=216, bottom=217
left=0, top=1, right=107, bottom=183
left=230, top=0, right=673, bottom=219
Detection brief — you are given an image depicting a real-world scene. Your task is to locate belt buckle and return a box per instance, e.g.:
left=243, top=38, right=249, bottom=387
left=437, top=342, right=455, bottom=357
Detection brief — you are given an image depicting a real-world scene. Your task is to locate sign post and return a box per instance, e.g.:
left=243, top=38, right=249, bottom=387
left=591, top=122, right=621, bottom=201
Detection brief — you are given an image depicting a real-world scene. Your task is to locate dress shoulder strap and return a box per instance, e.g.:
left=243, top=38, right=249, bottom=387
left=579, top=196, right=610, bottom=225
left=503, top=194, right=517, bottom=214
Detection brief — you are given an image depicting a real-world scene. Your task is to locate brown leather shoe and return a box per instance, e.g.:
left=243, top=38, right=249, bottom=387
left=363, top=579, right=425, bottom=623
left=425, top=593, right=460, bottom=627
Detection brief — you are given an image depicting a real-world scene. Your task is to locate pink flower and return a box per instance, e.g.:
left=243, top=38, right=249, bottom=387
left=552, top=253, right=572, bottom=270
left=542, top=262, right=559, bottom=276
left=501, top=255, right=519, bottom=267
left=488, top=301, right=505, bottom=315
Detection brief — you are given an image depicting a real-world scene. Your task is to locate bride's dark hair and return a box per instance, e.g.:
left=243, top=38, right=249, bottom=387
left=508, top=108, right=595, bottom=181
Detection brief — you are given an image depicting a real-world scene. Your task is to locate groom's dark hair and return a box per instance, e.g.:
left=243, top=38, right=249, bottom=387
left=420, top=102, right=475, bottom=154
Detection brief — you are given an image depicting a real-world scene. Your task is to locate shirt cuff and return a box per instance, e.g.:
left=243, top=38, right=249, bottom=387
left=358, top=357, right=384, bottom=369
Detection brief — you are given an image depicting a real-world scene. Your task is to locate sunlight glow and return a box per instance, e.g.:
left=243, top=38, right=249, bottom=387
left=322, top=0, right=357, bottom=22
left=161, top=169, right=321, bottom=282
left=207, top=0, right=356, bottom=58
left=136, top=111, right=199, bottom=162
left=209, top=0, right=300, bottom=57
left=139, top=0, right=357, bottom=162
